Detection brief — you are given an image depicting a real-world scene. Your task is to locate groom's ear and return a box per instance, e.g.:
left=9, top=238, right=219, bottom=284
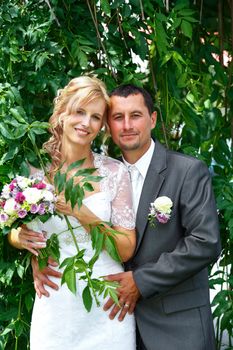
left=151, top=111, right=157, bottom=129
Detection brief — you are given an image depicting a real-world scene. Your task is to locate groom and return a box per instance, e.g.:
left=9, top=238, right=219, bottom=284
left=32, top=84, right=221, bottom=350
left=103, top=84, right=221, bottom=350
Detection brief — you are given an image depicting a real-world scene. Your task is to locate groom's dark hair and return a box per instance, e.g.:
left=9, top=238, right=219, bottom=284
left=109, top=84, right=154, bottom=115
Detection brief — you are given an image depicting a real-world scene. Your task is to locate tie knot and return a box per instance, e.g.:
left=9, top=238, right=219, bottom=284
left=128, top=165, right=140, bottom=182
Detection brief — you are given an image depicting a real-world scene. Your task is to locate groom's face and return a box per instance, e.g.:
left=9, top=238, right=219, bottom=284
left=108, top=93, right=156, bottom=161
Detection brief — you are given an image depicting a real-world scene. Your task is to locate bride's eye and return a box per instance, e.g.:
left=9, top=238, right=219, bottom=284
left=76, top=109, right=85, bottom=116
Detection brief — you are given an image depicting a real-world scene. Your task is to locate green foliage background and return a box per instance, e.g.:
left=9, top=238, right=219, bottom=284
left=0, top=0, right=232, bottom=349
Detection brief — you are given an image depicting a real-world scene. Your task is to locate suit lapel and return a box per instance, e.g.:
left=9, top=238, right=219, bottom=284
left=135, top=141, right=167, bottom=253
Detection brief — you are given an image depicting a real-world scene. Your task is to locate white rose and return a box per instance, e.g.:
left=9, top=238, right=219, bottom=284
left=42, top=190, right=54, bottom=202
left=17, top=176, right=32, bottom=189
left=153, top=196, right=173, bottom=214
left=4, top=198, right=17, bottom=215
left=1, top=184, right=11, bottom=199
left=23, top=188, right=42, bottom=204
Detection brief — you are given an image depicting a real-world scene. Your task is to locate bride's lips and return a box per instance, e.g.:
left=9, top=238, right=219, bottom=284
left=74, top=127, right=89, bottom=136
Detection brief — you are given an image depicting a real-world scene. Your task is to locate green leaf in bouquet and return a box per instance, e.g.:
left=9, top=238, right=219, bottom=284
left=82, top=182, right=94, bottom=192
left=74, top=258, right=87, bottom=273
left=80, top=175, right=103, bottom=182
left=82, top=285, right=93, bottom=312
left=76, top=249, right=86, bottom=259
left=106, top=285, right=119, bottom=306
left=105, top=236, right=121, bottom=262
left=54, top=171, right=66, bottom=193
left=70, top=184, right=84, bottom=209
left=88, top=254, right=99, bottom=269
left=90, top=225, right=104, bottom=256
left=38, top=233, right=60, bottom=270
left=67, top=159, right=85, bottom=172
left=38, top=213, right=51, bottom=223
left=65, top=177, right=74, bottom=202
left=2, top=226, right=11, bottom=235
left=62, top=266, right=76, bottom=294
left=74, top=168, right=97, bottom=177
left=60, top=256, right=75, bottom=269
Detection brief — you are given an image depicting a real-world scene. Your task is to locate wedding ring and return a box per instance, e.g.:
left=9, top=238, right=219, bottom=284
left=124, top=303, right=130, bottom=308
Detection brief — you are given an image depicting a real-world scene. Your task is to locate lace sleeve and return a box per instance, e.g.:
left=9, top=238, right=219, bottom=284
left=111, top=164, right=135, bottom=230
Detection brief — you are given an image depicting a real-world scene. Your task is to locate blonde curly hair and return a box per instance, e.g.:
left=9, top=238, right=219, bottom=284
left=43, top=76, right=109, bottom=172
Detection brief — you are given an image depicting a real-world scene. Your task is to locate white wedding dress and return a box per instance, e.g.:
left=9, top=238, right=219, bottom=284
left=30, top=153, right=136, bottom=350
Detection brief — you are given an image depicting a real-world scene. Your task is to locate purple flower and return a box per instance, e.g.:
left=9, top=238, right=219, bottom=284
left=15, top=192, right=26, bottom=204
left=156, top=212, right=170, bottom=224
left=30, top=204, right=39, bottom=214
left=0, top=213, right=9, bottom=222
left=18, top=209, right=27, bottom=218
left=38, top=203, right=46, bottom=215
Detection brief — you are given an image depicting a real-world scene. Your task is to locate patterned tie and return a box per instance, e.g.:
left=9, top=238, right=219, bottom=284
left=128, top=165, right=141, bottom=215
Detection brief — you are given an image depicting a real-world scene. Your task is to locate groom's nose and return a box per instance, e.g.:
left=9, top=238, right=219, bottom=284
left=122, top=116, right=133, bottom=130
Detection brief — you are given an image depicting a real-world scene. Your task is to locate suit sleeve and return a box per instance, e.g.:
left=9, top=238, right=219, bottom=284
left=133, top=160, right=221, bottom=299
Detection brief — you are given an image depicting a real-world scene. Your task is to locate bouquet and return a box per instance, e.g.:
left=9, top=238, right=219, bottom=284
left=0, top=175, right=56, bottom=234
left=0, top=165, right=120, bottom=312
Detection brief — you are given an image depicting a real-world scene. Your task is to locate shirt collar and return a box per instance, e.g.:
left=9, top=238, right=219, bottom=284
left=123, top=139, right=155, bottom=179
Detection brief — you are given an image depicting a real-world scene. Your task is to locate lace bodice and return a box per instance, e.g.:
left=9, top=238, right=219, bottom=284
left=30, top=153, right=135, bottom=234
left=93, top=153, right=135, bottom=229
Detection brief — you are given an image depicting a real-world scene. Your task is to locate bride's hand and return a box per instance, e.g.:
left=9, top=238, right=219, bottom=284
left=56, top=195, right=74, bottom=216
left=8, top=224, right=47, bottom=256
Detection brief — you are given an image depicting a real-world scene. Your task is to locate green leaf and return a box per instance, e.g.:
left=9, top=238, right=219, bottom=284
left=60, top=256, right=75, bottom=269
left=0, top=122, right=14, bottom=139
left=82, top=286, right=92, bottom=312
left=82, top=182, right=94, bottom=192
left=1, top=145, right=19, bottom=163
left=181, top=20, right=192, bottom=39
left=100, top=0, right=111, bottom=16
left=54, top=171, right=66, bottom=193
left=67, top=159, right=85, bottom=172
left=80, top=175, right=103, bottom=183
left=62, top=266, right=76, bottom=294
left=74, top=258, right=87, bottom=273
left=105, top=236, right=121, bottom=262
left=10, top=107, right=27, bottom=124
left=65, top=177, right=74, bottom=202
left=30, top=121, right=50, bottom=129
left=91, top=225, right=104, bottom=255
left=74, top=168, right=96, bottom=177
left=30, top=127, right=47, bottom=135
left=77, top=49, right=88, bottom=68
left=14, top=124, right=28, bottom=139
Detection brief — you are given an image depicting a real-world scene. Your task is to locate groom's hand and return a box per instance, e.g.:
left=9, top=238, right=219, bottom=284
left=31, top=256, right=62, bottom=298
left=103, top=271, right=140, bottom=321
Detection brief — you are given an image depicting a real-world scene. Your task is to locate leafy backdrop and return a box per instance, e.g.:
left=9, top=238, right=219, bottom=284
left=0, top=0, right=232, bottom=349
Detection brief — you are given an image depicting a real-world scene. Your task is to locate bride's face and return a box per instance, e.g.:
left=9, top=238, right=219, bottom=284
left=61, top=98, right=106, bottom=148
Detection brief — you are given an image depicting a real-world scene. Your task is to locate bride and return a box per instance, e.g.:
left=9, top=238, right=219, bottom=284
left=8, top=76, right=136, bottom=350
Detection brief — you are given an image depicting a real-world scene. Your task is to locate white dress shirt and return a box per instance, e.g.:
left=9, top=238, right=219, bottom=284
left=123, top=139, right=155, bottom=214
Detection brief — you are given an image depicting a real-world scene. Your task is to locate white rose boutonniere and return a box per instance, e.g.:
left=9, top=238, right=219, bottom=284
left=149, top=196, right=173, bottom=225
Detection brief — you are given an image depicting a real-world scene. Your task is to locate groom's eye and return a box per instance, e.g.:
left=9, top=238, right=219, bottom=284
left=132, top=113, right=141, bottom=118
left=113, top=115, right=123, bottom=120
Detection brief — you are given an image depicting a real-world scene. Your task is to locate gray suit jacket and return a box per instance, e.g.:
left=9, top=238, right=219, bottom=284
left=125, top=140, right=221, bottom=350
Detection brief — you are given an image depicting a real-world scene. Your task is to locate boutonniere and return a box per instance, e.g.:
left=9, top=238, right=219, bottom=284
left=148, top=196, right=173, bottom=226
